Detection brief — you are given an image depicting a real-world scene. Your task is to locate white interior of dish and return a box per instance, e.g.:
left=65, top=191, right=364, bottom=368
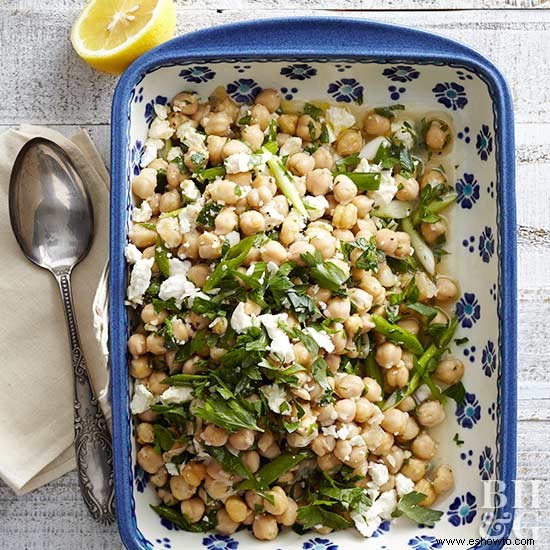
left=123, top=59, right=500, bottom=550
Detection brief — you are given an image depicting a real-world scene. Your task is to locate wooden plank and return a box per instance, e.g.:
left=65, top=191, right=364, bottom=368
left=1, top=9, right=550, bottom=125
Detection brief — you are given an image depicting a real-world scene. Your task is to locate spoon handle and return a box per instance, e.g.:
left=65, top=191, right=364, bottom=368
left=55, top=269, right=116, bottom=525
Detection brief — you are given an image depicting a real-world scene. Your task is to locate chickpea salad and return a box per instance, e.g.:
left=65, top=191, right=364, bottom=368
left=125, top=86, right=465, bottom=541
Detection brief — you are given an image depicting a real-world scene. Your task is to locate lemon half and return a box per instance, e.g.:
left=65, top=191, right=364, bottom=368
left=71, top=0, right=176, bottom=74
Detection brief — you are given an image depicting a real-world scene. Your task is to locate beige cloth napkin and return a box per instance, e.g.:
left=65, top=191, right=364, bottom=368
left=0, top=125, right=110, bottom=495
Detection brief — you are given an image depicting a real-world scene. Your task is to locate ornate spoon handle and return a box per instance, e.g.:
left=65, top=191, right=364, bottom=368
left=55, top=269, right=115, bottom=525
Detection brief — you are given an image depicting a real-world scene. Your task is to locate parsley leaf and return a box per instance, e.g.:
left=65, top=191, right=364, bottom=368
left=193, top=396, right=263, bottom=433
left=395, top=492, right=443, bottom=527
left=151, top=505, right=216, bottom=533
left=311, top=357, right=333, bottom=403
left=453, top=433, right=464, bottom=446
left=300, top=250, right=349, bottom=293
left=152, top=425, right=175, bottom=454
left=296, top=504, right=353, bottom=530
left=155, top=240, right=170, bottom=278
left=443, top=381, right=466, bottom=405
left=196, top=201, right=222, bottom=229
left=205, top=446, right=253, bottom=479
left=303, top=103, right=324, bottom=120
left=374, top=104, right=405, bottom=119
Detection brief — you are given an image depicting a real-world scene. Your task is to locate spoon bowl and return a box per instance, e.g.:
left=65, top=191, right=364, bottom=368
left=9, top=137, right=114, bottom=524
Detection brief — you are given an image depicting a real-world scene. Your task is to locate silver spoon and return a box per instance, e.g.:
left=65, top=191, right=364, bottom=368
left=9, top=137, right=115, bottom=524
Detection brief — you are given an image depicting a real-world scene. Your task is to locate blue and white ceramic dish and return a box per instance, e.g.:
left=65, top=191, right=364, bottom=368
left=110, top=17, right=517, bottom=550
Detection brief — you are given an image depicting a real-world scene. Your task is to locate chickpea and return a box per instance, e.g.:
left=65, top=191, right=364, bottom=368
left=334, top=439, right=353, bottom=463
left=202, top=112, right=232, bottom=136
left=205, top=135, right=226, bottom=165
left=146, top=333, right=166, bottom=356
left=166, top=162, right=184, bottom=188
left=377, top=262, right=397, bottom=288
left=401, top=458, right=427, bottom=482
left=414, top=479, right=436, bottom=507
left=398, top=396, right=416, bottom=413
left=140, top=304, right=167, bottom=327
left=398, top=317, right=420, bottom=335
left=276, top=113, right=296, bottom=134
left=434, top=358, right=464, bottom=385
left=274, top=496, right=297, bottom=526
left=395, top=174, right=420, bottom=201
left=228, top=429, right=255, bottom=451
left=352, top=195, right=374, bottom=218
left=136, top=422, right=154, bottom=445
left=239, top=210, right=266, bottom=236
left=128, top=333, right=147, bottom=356
left=305, top=167, right=332, bottom=196
left=421, top=220, right=446, bottom=245
left=310, top=230, right=336, bottom=260
left=371, top=430, right=394, bottom=456
left=241, top=124, right=264, bottom=151
left=311, top=434, right=336, bottom=457
left=196, top=232, right=221, bottom=260
left=214, top=207, right=238, bottom=235
left=353, top=398, right=375, bottom=423
left=181, top=462, right=207, bottom=487
left=335, top=129, right=362, bottom=157
left=255, top=88, right=281, bottom=112
left=364, top=112, right=391, bottom=136
left=150, top=466, right=169, bottom=488
left=381, top=408, right=408, bottom=435
left=344, top=314, right=363, bottom=337
left=416, top=400, right=446, bottom=427
left=280, top=215, right=303, bottom=246
left=317, top=403, right=338, bottom=426
left=436, top=277, right=459, bottom=302
left=148, top=158, right=168, bottom=172
left=375, top=342, right=402, bottom=369
left=335, top=398, right=357, bottom=422
left=399, top=416, right=420, bottom=441
left=288, top=241, right=315, bottom=265
left=209, top=179, right=239, bottom=205
left=200, top=424, right=228, bottom=447
left=296, top=114, right=321, bottom=142
left=129, top=224, right=157, bottom=248
left=187, top=264, right=210, bottom=289
left=137, top=445, right=164, bottom=474
left=325, top=297, right=351, bottom=320
left=433, top=464, right=455, bottom=494
left=159, top=189, right=182, bottom=213
left=245, top=490, right=264, bottom=513
left=130, top=356, right=151, bottom=379
left=334, top=374, right=364, bottom=399
left=204, top=475, right=232, bottom=500
left=288, top=152, right=315, bottom=176
left=363, top=377, right=383, bottom=402
left=250, top=104, right=270, bottom=130
left=147, top=371, right=168, bottom=396
left=412, top=432, right=437, bottom=460
left=222, top=139, right=250, bottom=159
left=421, top=168, right=447, bottom=190
left=384, top=445, right=405, bottom=474
left=332, top=203, right=358, bottom=229
left=156, top=217, right=182, bottom=249
left=180, top=497, right=205, bottom=523
left=347, top=445, right=368, bottom=468
left=386, top=365, right=409, bottom=388
left=376, top=228, right=398, bottom=255
left=260, top=240, right=287, bottom=265
left=253, top=514, right=278, bottom=541
left=317, top=452, right=341, bottom=472
left=263, top=486, right=288, bottom=515
left=225, top=496, right=248, bottom=523
left=333, top=174, right=358, bottom=205
left=132, top=168, right=157, bottom=199
left=216, top=509, right=239, bottom=535
left=426, top=120, right=451, bottom=151
left=178, top=231, right=199, bottom=260
left=242, top=450, right=261, bottom=473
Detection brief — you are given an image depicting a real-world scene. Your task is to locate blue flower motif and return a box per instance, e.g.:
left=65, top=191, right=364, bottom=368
left=303, top=538, right=338, bottom=550
left=488, top=402, right=496, bottom=421
left=482, top=340, right=496, bottom=377
left=372, top=520, right=391, bottom=537
left=133, top=464, right=148, bottom=493
left=132, top=86, right=144, bottom=103
left=456, top=292, right=481, bottom=328
left=455, top=173, right=480, bottom=209
left=408, top=535, right=443, bottom=549
left=179, top=65, right=215, bottom=83
left=130, top=140, right=144, bottom=176
left=456, top=392, right=481, bottom=429
left=160, top=518, right=180, bottom=531
left=327, top=78, right=364, bottom=104
left=202, top=534, right=239, bottom=550
left=476, top=124, right=494, bottom=161
left=280, top=63, right=317, bottom=81
left=479, top=446, right=494, bottom=480
left=226, top=78, right=262, bottom=103
left=447, top=492, right=477, bottom=526
left=155, top=537, right=172, bottom=549
left=145, top=95, right=168, bottom=126
left=478, top=226, right=495, bottom=263
left=383, top=65, right=420, bottom=83
left=432, top=82, right=468, bottom=110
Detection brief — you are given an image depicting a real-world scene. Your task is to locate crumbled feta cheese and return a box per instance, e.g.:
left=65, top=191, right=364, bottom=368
left=351, top=510, right=381, bottom=538
left=261, top=384, right=290, bottom=415
left=395, top=473, right=415, bottom=497
left=154, top=103, right=169, bottom=120
left=369, top=462, right=390, bottom=487
left=149, top=117, right=174, bottom=140
left=258, top=313, right=295, bottom=363
left=368, top=406, right=384, bottom=426
left=165, top=462, right=179, bottom=476
left=321, top=425, right=339, bottom=438
left=303, top=327, right=335, bottom=353
left=127, top=257, right=154, bottom=304
left=140, top=143, right=158, bottom=168
left=158, top=274, right=201, bottom=308
left=179, top=199, right=204, bottom=233
left=326, top=106, right=356, bottom=138
left=230, top=302, right=255, bottom=333
left=176, top=122, right=207, bottom=154
left=167, top=146, right=183, bottom=162
left=351, top=489, right=397, bottom=538
left=160, top=386, right=194, bottom=405
left=181, top=179, right=201, bottom=202
left=391, top=119, right=416, bottom=150
left=266, top=261, right=279, bottom=275
left=224, top=152, right=252, bottom=174
left=280, top=136, right=303, bottom=157
left=261, top=202, right=286, bottom=229
left=354, top=157, right=371, bottom=173
left=336, top=424, right=352, bottom=440
left=130, top=384, right=156, bottom=414
left=168, top=258, right=191, bottom=277
left=303, top=195, right=329, bottom=221
left=360, top=136, right=391, bottom=161
left=125, top=243, right=143, bottom=265
left=132, top=201, right=153, bottom=223
left=225, top=231, right=241, bottom=247
left=369, top=171, right=397, bottom=206
left=377, top=489, right=397, bottom=520
left=349, top=434, right=366, bottom=447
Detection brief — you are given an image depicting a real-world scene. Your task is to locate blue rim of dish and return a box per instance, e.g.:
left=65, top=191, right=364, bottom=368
left=110, top=17, right=517, bottom=550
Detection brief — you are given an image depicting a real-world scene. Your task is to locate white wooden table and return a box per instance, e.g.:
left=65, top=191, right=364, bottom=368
left=1, top=1, right=549, bottom=548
